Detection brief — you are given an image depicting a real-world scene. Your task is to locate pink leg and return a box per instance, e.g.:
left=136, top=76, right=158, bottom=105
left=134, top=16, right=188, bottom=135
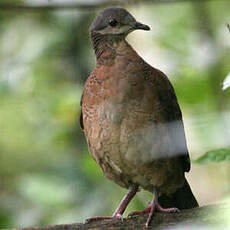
left=128, top=189, right=179, bottom=227
left=84, top=185, right=138, bottom=223
left=128, top=207, right=151, bottom=217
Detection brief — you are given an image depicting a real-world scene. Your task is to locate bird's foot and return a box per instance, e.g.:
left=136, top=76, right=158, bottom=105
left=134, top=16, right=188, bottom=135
left=85, top=185, right=138, bottom=224
left=156, top=204, right=179, bottom=213
left=128, top=203, right=179, bottom=228
left=84, top=213, right=123, bottom=224
left=145, top=203, right=179, bottom=227
left=128, top=207, right=151, bottom=217
left=128, top=190, right=179, bottom=228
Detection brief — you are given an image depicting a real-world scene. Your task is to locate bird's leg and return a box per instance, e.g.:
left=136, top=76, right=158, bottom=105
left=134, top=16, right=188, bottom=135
left=112, top=184, right=138, bottom=219
left=84, top=184, right=138, bottom=223
left=145, top=190, right=179, bottom=227
left=128, top=189, right=179, bottom=227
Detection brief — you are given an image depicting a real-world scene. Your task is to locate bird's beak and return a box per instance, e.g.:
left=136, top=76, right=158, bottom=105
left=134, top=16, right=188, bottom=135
left=132, top=21, right=150, bottom=31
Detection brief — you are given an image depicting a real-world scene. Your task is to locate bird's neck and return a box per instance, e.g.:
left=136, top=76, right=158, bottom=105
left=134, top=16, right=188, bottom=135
left=90, top=32, right=128, bottom=63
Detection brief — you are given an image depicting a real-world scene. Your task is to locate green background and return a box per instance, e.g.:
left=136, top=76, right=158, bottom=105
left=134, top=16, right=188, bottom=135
left=0, top=0, right=230, bottom=228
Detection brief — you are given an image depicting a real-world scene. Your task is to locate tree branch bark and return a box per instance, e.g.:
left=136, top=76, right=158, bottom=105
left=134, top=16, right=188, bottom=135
left=6, top=203, right=230, bottom=230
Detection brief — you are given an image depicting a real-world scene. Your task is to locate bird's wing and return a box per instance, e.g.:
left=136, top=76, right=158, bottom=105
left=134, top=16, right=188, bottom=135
left=152, top=68, right=190, bottom=172
left=79, top=93, right=84, bottom=130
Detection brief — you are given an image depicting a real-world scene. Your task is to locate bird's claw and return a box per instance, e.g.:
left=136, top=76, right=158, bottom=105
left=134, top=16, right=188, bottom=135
left=156, top=206, right=179, bottom=213
left=128, top=207, right=151, bottom=217
left=128, top=203, right=179, bottom=228
left=113, top=213, right=123, bottom=222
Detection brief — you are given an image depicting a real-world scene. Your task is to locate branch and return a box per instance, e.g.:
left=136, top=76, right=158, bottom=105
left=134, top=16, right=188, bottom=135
left=0, top=0, right=229, bottom=11
left=7, top=203, right=230, bottom=230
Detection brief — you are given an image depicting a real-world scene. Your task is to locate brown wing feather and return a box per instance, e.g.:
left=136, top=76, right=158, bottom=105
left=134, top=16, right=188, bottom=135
left=79, top=94, right=84, bottom=130
left=153, top=68, right=190, bottom=172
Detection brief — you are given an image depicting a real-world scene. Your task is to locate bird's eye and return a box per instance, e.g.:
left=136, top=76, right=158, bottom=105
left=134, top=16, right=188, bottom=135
left=109, top=19, right=118, bottom=27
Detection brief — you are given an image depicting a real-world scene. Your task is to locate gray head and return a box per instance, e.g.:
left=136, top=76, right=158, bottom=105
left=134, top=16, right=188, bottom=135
left=90, top=7, right=150, bottom=37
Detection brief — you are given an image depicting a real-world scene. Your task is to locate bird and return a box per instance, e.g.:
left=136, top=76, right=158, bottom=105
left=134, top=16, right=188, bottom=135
left=79, top=7, right=198, bottom=227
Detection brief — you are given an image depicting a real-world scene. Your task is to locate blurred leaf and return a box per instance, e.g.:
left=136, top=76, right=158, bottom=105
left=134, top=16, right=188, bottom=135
left=195, top=148, right=230, bottom=164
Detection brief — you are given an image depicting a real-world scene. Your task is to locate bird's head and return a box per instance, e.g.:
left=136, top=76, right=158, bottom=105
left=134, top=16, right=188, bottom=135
left=90, top=7, right=150, bottom=38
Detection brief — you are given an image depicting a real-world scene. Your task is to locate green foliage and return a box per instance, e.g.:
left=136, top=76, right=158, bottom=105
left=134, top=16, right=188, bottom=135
left=195, top=149, right=230, bottom=164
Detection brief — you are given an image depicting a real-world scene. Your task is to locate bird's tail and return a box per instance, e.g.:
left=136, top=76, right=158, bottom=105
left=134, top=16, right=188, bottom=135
left=158, top=179, right=198, bottom=209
